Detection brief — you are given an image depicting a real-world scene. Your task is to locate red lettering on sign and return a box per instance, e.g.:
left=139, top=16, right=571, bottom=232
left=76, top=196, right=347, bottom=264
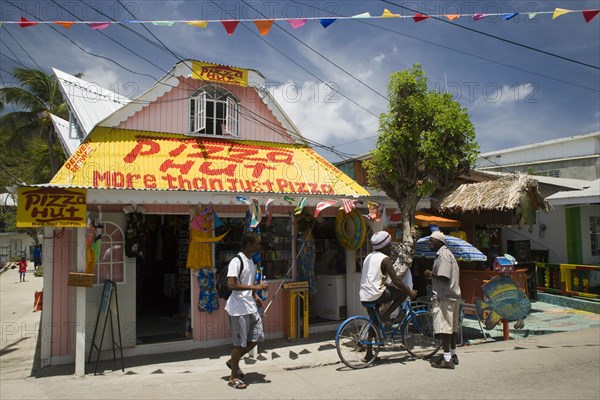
left=160, top=159, right=194, bottom=174
left=226, top=178, right=238, bottom=191
left=266, top=150, right=294, bottom=165
left=162, top=174, right=178, bottom=189
left=93, top=170, right=111, bottom=187
left=209, top=178, right=223, bottom=191
left=144, top=174, right=157, bottom=189
left=124, top=139, right=160, bottom=163
left=244, top=162, right=276, bottom=179
left=199, top=161, right=237, bottom=177
left=192, top=177, right=207, bottom=190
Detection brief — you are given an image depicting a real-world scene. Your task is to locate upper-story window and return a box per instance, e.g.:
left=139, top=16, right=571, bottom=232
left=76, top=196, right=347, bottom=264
left=189, top=86, right=240, bottom=137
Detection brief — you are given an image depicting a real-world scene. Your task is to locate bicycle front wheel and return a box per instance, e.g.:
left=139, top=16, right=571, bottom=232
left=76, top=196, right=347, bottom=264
left=335, top=316, right=381, bottom=369
left=403, top=310, right=442, bottom=359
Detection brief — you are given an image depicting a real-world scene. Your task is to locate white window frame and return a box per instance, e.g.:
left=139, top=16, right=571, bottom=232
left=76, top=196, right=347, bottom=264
left=94, top=221, right=126, bottom=285
left=189, top=86, right=239, bottom=137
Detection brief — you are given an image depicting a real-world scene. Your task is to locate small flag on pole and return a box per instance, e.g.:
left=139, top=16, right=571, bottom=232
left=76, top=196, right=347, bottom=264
left=314, top=200, right=337, bottom=218
left=294, top=198, right=308, bottom=215
left=342, top=199, right=356, bottom=214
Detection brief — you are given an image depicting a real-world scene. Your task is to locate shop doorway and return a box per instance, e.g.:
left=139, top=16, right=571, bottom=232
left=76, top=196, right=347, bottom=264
left=136, top=214, right=191, bottom=345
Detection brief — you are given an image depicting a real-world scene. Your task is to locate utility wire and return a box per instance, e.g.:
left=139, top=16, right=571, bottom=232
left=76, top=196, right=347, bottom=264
left=0, top=25, right=44, bottom=71
left=381, top=0, right=600, bottom=70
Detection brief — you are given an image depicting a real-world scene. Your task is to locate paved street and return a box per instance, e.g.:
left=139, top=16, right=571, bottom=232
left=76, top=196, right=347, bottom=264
left=1, top=265, right=599, bottom=400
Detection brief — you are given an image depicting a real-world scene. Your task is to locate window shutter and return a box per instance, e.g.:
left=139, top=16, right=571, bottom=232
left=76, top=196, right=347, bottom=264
left=197, top=92, right=206, bottom=132
left=225, top=97, right=239, bottom=136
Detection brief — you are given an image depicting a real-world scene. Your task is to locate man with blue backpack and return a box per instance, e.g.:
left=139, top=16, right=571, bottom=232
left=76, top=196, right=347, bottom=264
left=224, top=231, right=268, bottom=390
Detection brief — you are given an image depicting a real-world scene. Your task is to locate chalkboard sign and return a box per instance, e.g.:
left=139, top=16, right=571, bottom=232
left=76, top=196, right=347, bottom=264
left=100, top=280, right=113, bottom=314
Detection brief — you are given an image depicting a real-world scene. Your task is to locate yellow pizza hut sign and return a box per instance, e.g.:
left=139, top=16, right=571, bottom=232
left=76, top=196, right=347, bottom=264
left=17, top=187, right=87, bottom=227
left=191, top=61, right=248, bottom=87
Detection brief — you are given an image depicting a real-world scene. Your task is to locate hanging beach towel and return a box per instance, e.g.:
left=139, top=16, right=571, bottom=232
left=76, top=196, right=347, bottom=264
left=197, top=269, right=219, bottom=313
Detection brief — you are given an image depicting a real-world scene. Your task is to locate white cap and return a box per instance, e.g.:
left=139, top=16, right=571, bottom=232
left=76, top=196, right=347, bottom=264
left=430, top=230, right=446, bottom=244
left=371, top=231, right=391, bottom=250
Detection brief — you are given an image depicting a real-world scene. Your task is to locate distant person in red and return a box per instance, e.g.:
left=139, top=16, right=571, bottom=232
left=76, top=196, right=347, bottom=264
left=18, top=257, right=27, bottom=282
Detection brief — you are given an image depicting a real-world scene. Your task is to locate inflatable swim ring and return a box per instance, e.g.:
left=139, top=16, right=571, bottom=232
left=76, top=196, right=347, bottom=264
left=335, top=208, right=366, bottom=250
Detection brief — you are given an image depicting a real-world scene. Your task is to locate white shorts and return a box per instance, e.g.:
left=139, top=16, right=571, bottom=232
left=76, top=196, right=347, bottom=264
left=432, top=299, right=460, bottom=334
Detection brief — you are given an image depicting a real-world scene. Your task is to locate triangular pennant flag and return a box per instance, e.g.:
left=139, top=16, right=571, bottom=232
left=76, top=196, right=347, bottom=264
left=187, top=20, right=208, bottom=28
left=55, top=21, right=75, bottom=29
left=283, top=196, right=295, bottom=204
left=314, top=200, right=337, bottom=218
left=88, top=22, right=110, bottom=30
left=288, top=19, right=307, bottom=29
left=503, top=13, right=519, bottom=20
left=445, top=14, right=460, bottom=21
left=319, top=19, right=336, bottom=28
left=552, top=8, right=572, bottom=20
left=152, top=21, right=175, bottom=26
left=265, top=198, right=274, bottom=226
left=473, top=13, right=487, bottom=21
left=18, top=17, right=38, bottom=28
left=583, top=10, right=600, bottom=23
left=254, top=20, right=274, bottom=36
left=382, top=9, right=400, bottom=18
left=221, top=20, right=239, bottom=35
left=294, top=198, right=308, bottom=215
left=528, top=12, right=539, bottom=20
left=413, top=13, right=430, bottom=22
left=250, top=198, right=261, bottom=228
left=351, top=12, right=371, bottom=19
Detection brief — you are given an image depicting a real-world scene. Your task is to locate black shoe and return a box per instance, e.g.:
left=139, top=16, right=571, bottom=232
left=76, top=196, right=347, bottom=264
left=431, top=357, right=455, bottom=369
left=452, top=354, right=459, bottom=365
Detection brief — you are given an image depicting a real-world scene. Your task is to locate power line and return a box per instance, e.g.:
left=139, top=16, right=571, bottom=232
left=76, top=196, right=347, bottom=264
left=381, top=0, right=600, bottom=71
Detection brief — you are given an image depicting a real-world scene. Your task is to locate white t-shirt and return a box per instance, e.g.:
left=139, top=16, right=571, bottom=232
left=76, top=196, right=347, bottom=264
left=359, top=251, right=387, bottom=302
left=224, top=252, right=258, bottom=316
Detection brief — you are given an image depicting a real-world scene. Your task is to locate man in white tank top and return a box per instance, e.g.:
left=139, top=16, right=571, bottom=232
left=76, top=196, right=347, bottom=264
left=360, top=231, right=417, bottom=323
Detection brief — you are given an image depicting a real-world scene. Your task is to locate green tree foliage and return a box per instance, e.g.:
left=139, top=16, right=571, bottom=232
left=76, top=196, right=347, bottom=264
left=364, top=64, right=479, bottom=266
left=0, top=67, right=68, bottom=179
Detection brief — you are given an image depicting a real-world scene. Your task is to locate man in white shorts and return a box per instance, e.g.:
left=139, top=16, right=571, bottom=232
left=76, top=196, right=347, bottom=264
left=225, top=232, right=268, bottom=389
left=424, top=230, right=461, bottom=369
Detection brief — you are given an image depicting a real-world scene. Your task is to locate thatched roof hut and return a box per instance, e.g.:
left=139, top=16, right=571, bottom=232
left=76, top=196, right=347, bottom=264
left=432, top=174, right=550, bottom=226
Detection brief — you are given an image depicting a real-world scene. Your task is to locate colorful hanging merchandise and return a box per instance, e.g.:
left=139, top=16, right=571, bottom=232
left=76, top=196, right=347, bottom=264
left=197, top=268, right=219, bottom=314
left=297, top=212, right=317, bottom=295
left=186, top=206, right=228, bottom=269
left=124, top=206, right=145, bottom=258
left=85, top=219, right=103, bottom=273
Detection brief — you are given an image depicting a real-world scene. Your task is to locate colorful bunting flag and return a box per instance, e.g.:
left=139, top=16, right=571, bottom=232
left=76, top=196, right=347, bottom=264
left=320, top=19, right=336, bottom=28
left=284, top=196, right=295, bottom=204
left=528, top=12, right=539, bottom=20
left=314, top=200, right=337, bottom=218
left=342, top=199, right=356, bottom=214
left=221, top=20, right=239, bottom=35
left=294, top=197, right=308, bottom=215
left=503, top=13, right=519, bottom=21
left=254, top=20, right=274, bottom=35
left=18, top=17, right=37, bottom=28
left=187, top=20, right=208, bottom=28
left=445, top=14, right=460, bottom=21
left=413, top=13, right=430, bottom=23
left=382, top=9, right=400, bottom=18
left=250, top=198, right=261, bottom=228
left=473, top=13, right=487, bottom=21
left=553, top=8, right=572, bottom=20
left=351, top=12, right=371, bottom=19
left=55, top=21, right=75, bottom=29
left=265, top=198, right=274, bottom=226
left=288, top=19, right=307, bottom=29
left=583, top=10, right=600, bottom=23
left=152, top=21, right=175, bottom=26
left=88, top=22, right=110, bottom=30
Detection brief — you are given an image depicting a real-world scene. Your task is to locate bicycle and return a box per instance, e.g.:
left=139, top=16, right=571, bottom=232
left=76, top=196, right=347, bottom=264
left=335, top=299, right=442, bottom=369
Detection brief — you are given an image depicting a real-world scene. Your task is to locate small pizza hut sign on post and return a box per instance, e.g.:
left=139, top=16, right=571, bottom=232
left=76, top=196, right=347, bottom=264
left=17, top=187, right=91, bottom=287
left=16, top=187, right=87, bottom=228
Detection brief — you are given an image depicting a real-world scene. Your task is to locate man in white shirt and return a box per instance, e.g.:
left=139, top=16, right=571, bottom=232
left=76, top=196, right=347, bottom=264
left=424, top=230, right=461, bottom=369
left=225, top=232, right=268, bottom=389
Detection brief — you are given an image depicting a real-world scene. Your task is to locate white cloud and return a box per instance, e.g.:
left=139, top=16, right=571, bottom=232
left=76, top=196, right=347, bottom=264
left=373, top=53, right=385, bottom=63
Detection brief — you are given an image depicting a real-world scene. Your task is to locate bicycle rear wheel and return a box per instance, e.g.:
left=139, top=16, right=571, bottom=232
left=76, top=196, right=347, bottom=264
left=335, top=316, right=381, bottom=369
left=403, top=310, right=442, bottom=359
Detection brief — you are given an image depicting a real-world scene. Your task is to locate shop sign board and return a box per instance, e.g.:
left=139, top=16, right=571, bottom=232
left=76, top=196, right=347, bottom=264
left=191, top=61, right=248, bottom=87
left=16, top=187, right=87, bottom=227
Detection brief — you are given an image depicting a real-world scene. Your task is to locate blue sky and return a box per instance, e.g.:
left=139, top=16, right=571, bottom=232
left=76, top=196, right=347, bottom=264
left=1, top=0, right=599, bottom=162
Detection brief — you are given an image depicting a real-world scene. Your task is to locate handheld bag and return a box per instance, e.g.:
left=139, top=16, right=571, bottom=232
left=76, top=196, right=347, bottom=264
left=216, top=255, right=243, bottom=300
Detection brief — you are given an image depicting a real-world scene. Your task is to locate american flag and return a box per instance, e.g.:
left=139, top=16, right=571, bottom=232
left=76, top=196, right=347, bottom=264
left=342, top=199, right=356, bottom=214
left=314, top=200, right=337, bottom=217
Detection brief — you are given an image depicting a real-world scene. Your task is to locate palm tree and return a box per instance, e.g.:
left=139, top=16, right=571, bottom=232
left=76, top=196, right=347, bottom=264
left=0, top=67, right=69, bottom=182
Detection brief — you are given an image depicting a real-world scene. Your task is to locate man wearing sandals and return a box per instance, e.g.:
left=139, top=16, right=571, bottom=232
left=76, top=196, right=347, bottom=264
left=359, top=231, right=417, bottom=361
left=225, top=232, right=268, bottom=389
left=424, top=230, right=461, bottom=369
